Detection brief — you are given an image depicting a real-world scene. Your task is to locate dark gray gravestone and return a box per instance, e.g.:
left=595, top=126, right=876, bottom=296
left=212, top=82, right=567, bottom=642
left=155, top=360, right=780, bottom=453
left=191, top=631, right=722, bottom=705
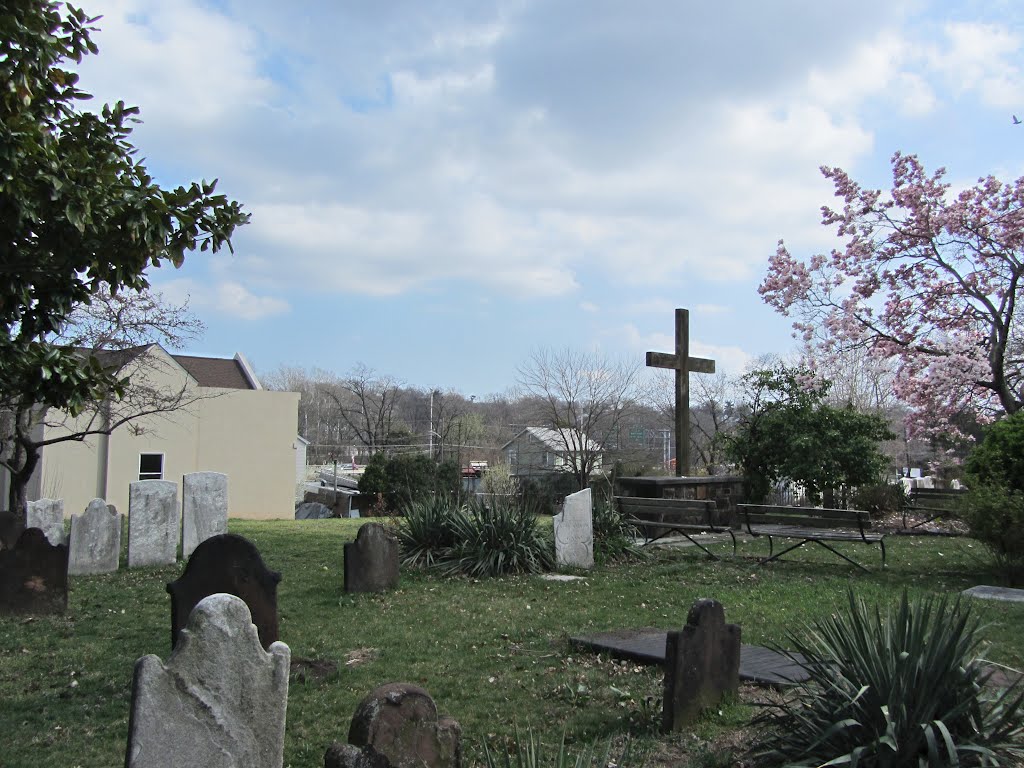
left=295, top=502, right=333, bottom=520
left=0, top=527, right=69, bottom=615
left=344, top=523, right=399, bottom=593
left=662, top=599, right=740, bottom=732
left=167, top=533, right=281, bottom=651
left=0, top=510, right=25, bottom=550
left=125, top=593, right=290, bottom=768
left=324, top=683, right=462, bottom=768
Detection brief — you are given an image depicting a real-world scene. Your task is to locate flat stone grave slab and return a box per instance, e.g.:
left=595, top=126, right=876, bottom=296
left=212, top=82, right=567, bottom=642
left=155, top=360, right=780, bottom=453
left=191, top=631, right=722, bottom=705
left=569, top=628, right=809, bottom=686
left=962, top=585, right=1024, bottom=603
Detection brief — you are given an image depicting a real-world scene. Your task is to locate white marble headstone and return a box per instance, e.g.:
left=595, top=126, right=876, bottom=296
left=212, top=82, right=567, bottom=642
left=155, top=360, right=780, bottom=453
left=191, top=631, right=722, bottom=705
left=125, top=593, right=290, bottom=768
left=26, top=498, right=66, bottom=546
left=182, top=472, right=228, bottom=560
left=128, top=480, right=179, bottom=568
left=68, top=499, right=122, bottom=575
left=553, top=488, right=594, bottom=569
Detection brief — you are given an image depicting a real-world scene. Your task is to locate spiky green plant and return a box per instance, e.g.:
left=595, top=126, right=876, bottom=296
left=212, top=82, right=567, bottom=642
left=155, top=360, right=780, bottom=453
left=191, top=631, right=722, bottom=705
left=396, top=495, right=465, bottom=568
left=442, top=495, right=555, bottom=577
left=591, top=497, right=644, bottom=563
left=751, top=590, right=1024, bottom=767
left=482, top=725, right=643, bottom=768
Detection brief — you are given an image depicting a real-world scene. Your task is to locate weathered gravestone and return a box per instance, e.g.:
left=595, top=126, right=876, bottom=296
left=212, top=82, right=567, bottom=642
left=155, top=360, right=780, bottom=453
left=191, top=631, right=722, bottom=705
left=26, top=497, right=67, bottom=546
left=167, top=533, right=282, bottom=651
left=128, top=480, right=179, bottom=568
left=125, top=593, right=290, bottom=768
left=0, top=510, right=25, bottom=550
left=553, top=488, right=594, bottom=569
left=295, top=501, right=333, bottom=520
left=324, top=683, right=462, bottom=768
left=662, top=598, right=741, bottom=732
left=68, top=499, right=122, bottom=575
left=0, top=528, right=69, bottom=615
left=344, top=523, right=399, bottom=593
left=182, top=471, right=228, bottom=559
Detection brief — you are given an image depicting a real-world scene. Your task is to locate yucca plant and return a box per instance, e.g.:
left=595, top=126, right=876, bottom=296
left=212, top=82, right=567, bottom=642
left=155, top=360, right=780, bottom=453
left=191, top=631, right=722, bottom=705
left=442, top=495, right=555, bottom=577
left=592, top=496, right=644, bottom=563
left=396, top=495, right=464, bottom=568
left=482, top=725, right=643, bottom=768
left=751, top=590, right=1024, bottom=767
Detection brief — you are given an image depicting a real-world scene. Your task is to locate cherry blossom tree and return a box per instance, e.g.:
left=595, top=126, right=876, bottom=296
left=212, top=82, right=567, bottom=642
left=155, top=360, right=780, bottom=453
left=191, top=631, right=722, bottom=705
left=761, top=152, right=1024, bottom=439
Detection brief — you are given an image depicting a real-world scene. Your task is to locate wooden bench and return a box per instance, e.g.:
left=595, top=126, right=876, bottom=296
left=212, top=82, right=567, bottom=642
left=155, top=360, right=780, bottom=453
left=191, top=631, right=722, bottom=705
left=903, top=487, right=969, bottom=529
left=737, top=504, right=885, bottom=572
left=614, top=496, right=736, bottom=559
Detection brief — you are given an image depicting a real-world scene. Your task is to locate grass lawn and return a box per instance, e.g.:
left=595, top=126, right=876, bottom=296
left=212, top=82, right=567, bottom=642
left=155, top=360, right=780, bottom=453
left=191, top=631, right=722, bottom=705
left=1, top=519, right=1022, bottom=767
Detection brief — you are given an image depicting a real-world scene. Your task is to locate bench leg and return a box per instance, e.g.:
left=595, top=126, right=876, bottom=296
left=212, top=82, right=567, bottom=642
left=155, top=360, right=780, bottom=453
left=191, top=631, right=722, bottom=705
left=880, top=538, right=886, bottom=569
left=759, top=538, right=872, bottom=573
left=683, top=533, right=719, bottom=560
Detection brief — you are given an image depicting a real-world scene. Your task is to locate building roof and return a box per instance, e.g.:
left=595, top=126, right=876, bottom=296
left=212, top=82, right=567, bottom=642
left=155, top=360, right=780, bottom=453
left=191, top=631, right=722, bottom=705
left=172, top=355, right=256, bottom=390
left=85, top=345, right=259, bottom=390
left=500, top=427, right=601, bottom=453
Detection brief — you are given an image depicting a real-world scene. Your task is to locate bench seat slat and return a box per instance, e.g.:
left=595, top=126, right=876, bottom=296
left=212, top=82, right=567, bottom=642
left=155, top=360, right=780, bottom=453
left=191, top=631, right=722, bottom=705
left=747, top=524, right=883, bottom=542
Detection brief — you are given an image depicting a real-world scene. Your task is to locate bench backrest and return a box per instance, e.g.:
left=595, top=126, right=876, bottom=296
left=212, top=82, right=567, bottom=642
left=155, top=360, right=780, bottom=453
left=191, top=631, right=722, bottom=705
left=908, top=487, right=968, bottom=510
left=738, top=504, right=872, bottom=529
left=615, top=496, right=716, bottom=524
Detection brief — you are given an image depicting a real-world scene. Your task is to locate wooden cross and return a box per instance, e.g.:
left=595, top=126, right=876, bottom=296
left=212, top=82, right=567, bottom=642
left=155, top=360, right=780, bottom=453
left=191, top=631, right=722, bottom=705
left=646, top=308, right=715, bottom=476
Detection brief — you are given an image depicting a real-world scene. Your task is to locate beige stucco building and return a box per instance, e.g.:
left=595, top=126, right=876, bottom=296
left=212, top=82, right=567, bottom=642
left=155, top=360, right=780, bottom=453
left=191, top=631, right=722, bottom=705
left=9, top=345, right=301, bottom=520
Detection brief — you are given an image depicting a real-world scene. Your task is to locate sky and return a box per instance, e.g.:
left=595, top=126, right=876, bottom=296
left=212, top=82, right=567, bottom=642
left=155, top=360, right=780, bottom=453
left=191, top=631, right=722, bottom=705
left=72, top=0, right=1024, bottom=398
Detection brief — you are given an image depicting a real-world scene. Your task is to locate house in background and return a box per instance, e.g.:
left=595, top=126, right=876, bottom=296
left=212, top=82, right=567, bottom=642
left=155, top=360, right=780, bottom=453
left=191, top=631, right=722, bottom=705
left=500, top=427, right=603, bottom=479
left=5, top=344, right=300, bottom=520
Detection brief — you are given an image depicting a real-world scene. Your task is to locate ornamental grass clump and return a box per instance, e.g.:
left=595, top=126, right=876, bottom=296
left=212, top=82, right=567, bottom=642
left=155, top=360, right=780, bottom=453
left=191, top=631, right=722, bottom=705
left=751, top=590, right=1024, bottom=767
left=443, top=495, right=554, bottom=578
left=482, top=725, right=643, bottom=768
left=396, top=495, right=464, bottom=568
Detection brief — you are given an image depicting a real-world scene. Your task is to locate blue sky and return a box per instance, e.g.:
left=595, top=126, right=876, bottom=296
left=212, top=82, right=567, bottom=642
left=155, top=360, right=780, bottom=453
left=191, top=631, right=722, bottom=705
left=74, top=0, right=1024, bottom=397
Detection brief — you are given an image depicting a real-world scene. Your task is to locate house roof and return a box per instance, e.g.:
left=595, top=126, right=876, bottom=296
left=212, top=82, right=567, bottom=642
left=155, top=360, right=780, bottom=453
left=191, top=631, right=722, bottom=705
left=85, top=345, right=259, bottom=390
left=172, top=355, right=256, bottom=390
left=500, top=427, right=601, bottom=453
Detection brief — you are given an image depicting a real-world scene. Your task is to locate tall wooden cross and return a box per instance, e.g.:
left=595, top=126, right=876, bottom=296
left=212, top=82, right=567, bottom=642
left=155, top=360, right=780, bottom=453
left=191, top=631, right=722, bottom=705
left=646, top=308, right=716, bottom=476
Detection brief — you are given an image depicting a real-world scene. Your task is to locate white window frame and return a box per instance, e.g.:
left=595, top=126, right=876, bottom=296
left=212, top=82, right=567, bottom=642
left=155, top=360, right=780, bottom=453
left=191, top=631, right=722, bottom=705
left=138, top=452, right=165, bottom=481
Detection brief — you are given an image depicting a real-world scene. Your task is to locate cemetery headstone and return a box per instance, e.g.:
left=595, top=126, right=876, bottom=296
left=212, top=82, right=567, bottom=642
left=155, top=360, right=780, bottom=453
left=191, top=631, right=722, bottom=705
left=128, top=480, right=179, bottom=568
left=324, top=683, right=462, bottom=768
left=0, top=528, right=69, bottom=615
left=0, top=510, right=25, bottom=550
left=295, top=501, right=333, bottom=520
left=167, top=533, right=282, bottom=650
left=662, top=598, right=741, bottom=732
left=68, top=499, right=122, bottom=575
left=553, top=488, right=594, bottom=569
left=182, top=471, right=228, bottom=559
left=343, top=523, right=399, bottom=593
left=125, top=593, right=290, bottom=768
left=26, top=497, right=66, bottom=546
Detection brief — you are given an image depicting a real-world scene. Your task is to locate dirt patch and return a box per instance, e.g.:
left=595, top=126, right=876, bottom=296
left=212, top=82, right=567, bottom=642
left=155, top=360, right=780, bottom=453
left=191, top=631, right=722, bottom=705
left=289, top=657, right=339, bottom=683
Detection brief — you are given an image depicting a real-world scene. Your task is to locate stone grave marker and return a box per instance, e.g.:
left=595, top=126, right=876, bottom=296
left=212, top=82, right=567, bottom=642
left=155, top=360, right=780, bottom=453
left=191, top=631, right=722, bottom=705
left=128, top=480, right=179, bottom=568
left=26, top=497, right=66, bottom=546
left=324, top=683, right=462, bottom=768
left=68, top=499, right=122, bottom=575
left=167, top=533, right=282, bottom=650
left=182, top=471, right=228, bottom=559
left=553, top=488, right=594, bottom=569
left=662, top=598, right=741, bottom=732
left=0, top=528, right=69, bottom=615
left=295, top=501, right=333, bottom=520
left=0, top=510, right=25, bottom=550
left=125, top=593, right=290, bottom=768
left=344, top=522, right=399, bottom=593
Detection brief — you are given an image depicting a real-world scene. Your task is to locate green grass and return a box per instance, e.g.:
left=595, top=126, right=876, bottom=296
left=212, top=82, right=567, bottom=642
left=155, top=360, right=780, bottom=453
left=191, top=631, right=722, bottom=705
left=1, top=520, right=1022, bottom=767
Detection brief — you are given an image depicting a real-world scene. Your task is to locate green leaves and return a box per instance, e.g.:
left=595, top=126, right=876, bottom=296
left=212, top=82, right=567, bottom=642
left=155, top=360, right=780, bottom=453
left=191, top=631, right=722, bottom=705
left=750, top=590, right=1024, bottom=767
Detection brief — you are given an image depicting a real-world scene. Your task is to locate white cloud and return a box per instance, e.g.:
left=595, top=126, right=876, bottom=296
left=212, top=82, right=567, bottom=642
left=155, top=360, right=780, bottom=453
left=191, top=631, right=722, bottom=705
left=924, top=22, right=1024, bottom=108
left=159, top=279, right=290, bottom=321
